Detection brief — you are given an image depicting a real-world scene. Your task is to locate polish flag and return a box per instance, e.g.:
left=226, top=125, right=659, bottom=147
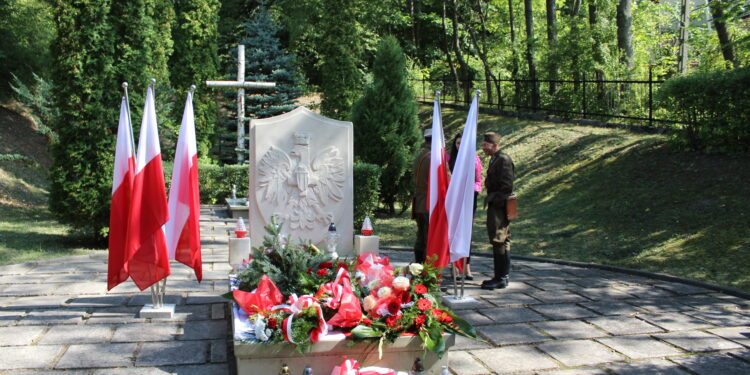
left=107, top=97, right=135, bottom=290
left=445, top=93, right=480, bottom=265
left=125, top=84, right=171, bottom=291
left=165, top=90, right=202, bottom=281
left=425, top=96, right=450, bottom=268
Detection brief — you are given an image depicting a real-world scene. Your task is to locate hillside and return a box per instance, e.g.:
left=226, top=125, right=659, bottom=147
left=378, top=105, right=750, bottom=290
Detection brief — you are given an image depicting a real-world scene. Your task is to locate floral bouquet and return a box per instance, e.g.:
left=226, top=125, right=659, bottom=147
left=226, top=219, right=479, bottom=356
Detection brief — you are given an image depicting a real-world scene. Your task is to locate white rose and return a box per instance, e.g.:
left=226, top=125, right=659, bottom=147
left=367, top=279, right=380, bottom=290
left=392, top=276, right=410, bottom=291
left=408, top=263, right=424, bottom=276
left=377, top=286, right=392, bottom=299
left=363, top=295, right=377, bottom=311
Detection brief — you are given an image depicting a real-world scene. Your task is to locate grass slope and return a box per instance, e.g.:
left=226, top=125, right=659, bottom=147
left=378, top=106, right=750, bottom=290
left=0, top=105, right=97, bottom=265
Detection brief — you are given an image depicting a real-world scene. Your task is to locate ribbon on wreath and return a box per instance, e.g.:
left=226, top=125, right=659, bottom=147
left=275, top=294, right=327, bottom=343
left=330, top=358, right=396, bottom=375
left=232, top=275, right=284, bottom=316
left=356, top=252, right=393, bottom=289
left=317, top=268, right=363, bottom=328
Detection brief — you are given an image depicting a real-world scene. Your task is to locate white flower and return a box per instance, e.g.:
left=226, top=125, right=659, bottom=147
left=377, top=286, right=392, bottom=299
left=254, top=318, right=269, bottom=342
left=367, top=279, right=380, bottom=290
left=363, top=295, right=377, bottom=311
left=392, top=276, right=410, bottom=291
left=408, top=263, right=424, bottom=276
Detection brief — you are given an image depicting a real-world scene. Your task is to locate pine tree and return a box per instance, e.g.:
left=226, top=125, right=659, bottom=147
left=240, top=7, right=304, bottom=119
left=351, top=36, right=420, bottom=213
left=170, top=0, right=221, bottom=159
left=49, top=0, right=117, bottom=240
left=318, top=0, right=363, bottom=120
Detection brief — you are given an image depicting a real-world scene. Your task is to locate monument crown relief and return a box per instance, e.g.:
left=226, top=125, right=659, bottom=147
left=257, top=131, right=345, bottom=230
left=249, top=107, right=353, bottom=255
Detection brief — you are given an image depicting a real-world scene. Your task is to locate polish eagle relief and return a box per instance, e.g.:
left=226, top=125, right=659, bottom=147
left=257, top=132, right=345, bottom=231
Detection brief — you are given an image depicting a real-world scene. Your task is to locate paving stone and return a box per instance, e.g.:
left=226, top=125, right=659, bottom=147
left=538, top=340, right=625, bottom=367
left=53, top=282, right=107, bottom=295
left=210, top=303, right=225, bottom=320
left=0, top=274, right=42, bottom=284
left=477, top=323, right=550, bottom=345
left=531, top=303, right=599, bottom=320
left=671, top=295, right=731, bottom=310
left=56, top=343, right=137, bottom=369
left=655, top=330, right=744, bottom=352
left=92, top=368, right=172, bottom=375
left=6, top=370, right=92, bottom=375
left=180, top=320, right=227, bottom=340
left=529, top=290, right=589, bottom=304
left=0, top=296, right=17, bottom=307
left=657, top=283, right=712, bottom=295
left=169, top=305, right=211, bottom=321
left=612, top=284, right=676, bottom=299
left=127, top=294, right=183, bottom=307
left=39, top=324, right=114, bottom=344
left=455, top=310, right=494, bottom=326
left=86, top=306, right=145, bottom=324
left=639, top=312, right=715, bottom=331
left=525, top=279, right=581, bottom=291
left=577, top=287, right=635, bottom=300
left=136, top=341, right=208, bottom=366
left=533, top=319, right=606, bottom=340
left=0, top=310, right=24, bottom=326
left=627, top=298, right=692, bottom=313
left=112, top=323, right=180, bottom=342
left=597, top=335, right=683, bottom=359
left=0, top=325, right=46, bottom=345
left=706, top=326, right=750, bottom=346
left=5, top=295, right=70, bottom=309
left=606, top=359, right=690, bottom=375
left=66, top=295, right=129, bottom=308
left=523, top=270, right=571, bottom=279
left=585, top=316, right=663, bottom=335
left=688, top=309, right=750, bottom=327
left=472, top=345, right=558, bottom=373
left=579, top=301, right=645, bottom=316
left=481, top=293, right=540, bottom=307
left=0, top=283, right=62, bottom=296
left=479, top=307, right=545, bottom=323
left=162, top=364, right=230, bottom=375
left=538, top=368, right=609, bottom=375
left=568, top=277, right=622, bottom=289
left=184, top=293, right=226, bottom=305
left=452, top=332, right=493, bottom=350
left=448, top=351, right=490, bottom=375
left=670, top=353, right=750, bottom=375
left=17, top=309, right=87, bottom=325
left=730, top=350, right=750, bottom=361
left=0, top=345, right=62, bottom=370
left=210, top=339, right=227, bottom=363
left=105, top=282, right=142, bottom=294
left=42, top=273, right=97, bottom=283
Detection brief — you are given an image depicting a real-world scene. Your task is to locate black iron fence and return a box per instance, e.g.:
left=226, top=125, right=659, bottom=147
left=412, top=69, right=681, bottom=128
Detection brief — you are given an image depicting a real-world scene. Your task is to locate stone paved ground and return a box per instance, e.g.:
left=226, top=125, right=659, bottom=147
left=0, top=206, right=748, bottom=374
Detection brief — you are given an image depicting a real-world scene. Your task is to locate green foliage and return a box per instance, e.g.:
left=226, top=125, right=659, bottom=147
left=0, top=0, right=55, bottom=98
left=353, top=162, right=381, bottom=228
left=10, top=73, right=59, bottom=143
left=656, top=67, right=750, bottom=153
left=170, top=0, right=221, bottom=160
left=164, top=162, right=248, bottom=204
left=49, top=0, right=117, bottom=242
left=240, top=7, right=304, bottom=119
left=351, top=36, right=420, bottom=211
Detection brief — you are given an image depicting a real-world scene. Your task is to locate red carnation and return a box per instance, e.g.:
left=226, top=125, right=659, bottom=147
left=399, top=290, right=412, bottom=304
left=386, top=315, right=399, bottom=328
left=307, top=267, right=313, bottom=274
left=440, top=313, right=453, bottom=323
left=337, top=262, right=348, bottom=270
left=319, top=262, right=333, bottom=269
left=387, top=299, right=401, bottom=316
left=417, top=298, right=432, bottom=311
left=414, top=284, right=427, bottom=294
left=431, top=308, right=443, bottom=317
left=362, top=318, right=372, bottom=326
left=268, top=317, right=278, bottom=329
left=414, top=314, right=426, bottom=326
left=317, top=268, right=328, bottom=277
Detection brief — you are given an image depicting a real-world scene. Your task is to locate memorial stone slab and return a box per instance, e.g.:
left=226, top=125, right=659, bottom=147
left=670, top=353, right=750, bottom=375
left=655, top=330, right=743, bottom=352
left=538, top=340, right=625, bottom=367
left=472, top=345, right=558, bottom=373
left=606, top=359, right=690, bottom=375
left=249, top=107, right=354, bottom=255
left=0, top=345, right=62, bottom=370
left=597, top=335, right=683, bottom=359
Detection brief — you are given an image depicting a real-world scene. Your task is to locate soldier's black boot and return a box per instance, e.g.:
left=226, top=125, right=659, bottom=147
left=482, top=248, right=508, bottom=290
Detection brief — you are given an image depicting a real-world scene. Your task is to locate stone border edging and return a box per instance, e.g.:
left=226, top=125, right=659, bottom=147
left=380, top=245, right=750, bottom=301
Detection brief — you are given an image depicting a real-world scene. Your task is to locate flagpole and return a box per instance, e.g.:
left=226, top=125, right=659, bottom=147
left=144, top=78, right=165, bottom=309
left=121, top=82, right=135, bottom=156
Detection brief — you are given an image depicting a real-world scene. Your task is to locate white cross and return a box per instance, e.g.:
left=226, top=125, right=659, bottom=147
left=206, top=44, right=276, bottom=162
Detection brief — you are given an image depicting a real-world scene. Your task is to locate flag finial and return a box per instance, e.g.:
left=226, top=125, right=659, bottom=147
left=474, top=89, right=481, bottom=95
left=189, top=85, right=196, bottom=94
left=122, top=82, right=128, bottom=89
left=148, top=78, right=156, bottom=87
left=435, top=90, right=441, bottom=97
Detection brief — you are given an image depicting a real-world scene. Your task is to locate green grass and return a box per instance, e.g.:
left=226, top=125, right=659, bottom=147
left=376, top=106, right=750, bottom=291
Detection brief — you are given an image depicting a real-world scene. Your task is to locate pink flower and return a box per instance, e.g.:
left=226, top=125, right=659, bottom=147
left=414, top=284, right=427, bottom=294
left=417, top=298, right=432, bottom=311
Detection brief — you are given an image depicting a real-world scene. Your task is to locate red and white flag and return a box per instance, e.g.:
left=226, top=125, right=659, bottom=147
left=107, top=97, right=135, bottom=290
left=425, top=96, right=450, bottom=268
left=125, top=84, right=171, bottom=291
left=165, top=90, right=202, bottom=281
left=445, top=93, right=480, bottom=264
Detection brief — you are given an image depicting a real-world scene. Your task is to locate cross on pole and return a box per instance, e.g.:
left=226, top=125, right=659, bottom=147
left=206, top=44, right=276, bottom=163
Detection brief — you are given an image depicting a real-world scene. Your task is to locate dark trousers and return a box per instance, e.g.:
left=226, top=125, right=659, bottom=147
left=414, top=212, right=429, bottom=263
left=486, top=201, right=511, bottom=278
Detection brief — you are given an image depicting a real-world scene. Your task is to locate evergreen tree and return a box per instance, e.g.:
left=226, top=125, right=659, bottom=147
left=170, top=0, right=221, bottom=159
left=318, top=0, right=363, bottom=120
left=240, top=7, right=304, bottom=119
left=351, top=36, right=420, bottom=213
left=49, top=0, right=117, bottom=240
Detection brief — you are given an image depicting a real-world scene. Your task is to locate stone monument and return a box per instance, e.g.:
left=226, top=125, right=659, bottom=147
left=248, top=107, right=353, bottom=256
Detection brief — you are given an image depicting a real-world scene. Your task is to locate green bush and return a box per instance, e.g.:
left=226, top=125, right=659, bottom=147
left=657, top=67, right=750, bottom=152
left=164, top=163, right=248, bottom=204
left=353, top=162, right=381, bottom=228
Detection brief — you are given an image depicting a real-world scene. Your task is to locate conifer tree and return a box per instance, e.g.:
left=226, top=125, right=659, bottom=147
left=49, top=0, right=117, bottom=240
left=240, top=7, right=303, bottom=119
left=170, top=0, right=221, bottom=159
left=351, top=36, right=420, bottom=212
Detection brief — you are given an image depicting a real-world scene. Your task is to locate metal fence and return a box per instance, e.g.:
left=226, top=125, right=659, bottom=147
left=412, top=68, right=681, bottom=128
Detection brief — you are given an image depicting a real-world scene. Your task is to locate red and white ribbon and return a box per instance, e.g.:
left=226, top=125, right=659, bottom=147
left=277, top=294, right=327, bottom=343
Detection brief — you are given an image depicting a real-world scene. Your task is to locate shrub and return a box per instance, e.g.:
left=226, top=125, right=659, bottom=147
left=164, top=163, right=248, bottom=204
left=353, top=162, right=381, bottom=229
left=656, top=67, right=750, bottom=152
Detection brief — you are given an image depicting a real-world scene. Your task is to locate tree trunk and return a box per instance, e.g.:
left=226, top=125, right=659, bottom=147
left=441, top=0, right=461, bottom=102
left=546, top=0, right=558, bottom=95
left=589, top=2, right=604, bottom=82
left=616, top=0, right=633, bottom=69
left=470, top=0, right=496, bottom=105
left=409, top=0, right=418, bottom=57
left=567, top=0, right=582, bottom=17
left=509, top=0, right=521, bottom=106
left=708, top=0, right=738, bottom=68
left=677, top=0, right=690, bottom=74
left=451, top=0, right=472, bottom=104
left=524, top=0, right=539, bottom=110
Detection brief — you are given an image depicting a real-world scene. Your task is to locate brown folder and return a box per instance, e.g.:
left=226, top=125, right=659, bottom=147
left=506, top=194, right=518, bottom=221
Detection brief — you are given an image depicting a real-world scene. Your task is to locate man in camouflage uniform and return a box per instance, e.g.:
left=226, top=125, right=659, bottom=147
left=481, top=132, right=515, bottom=290
left=411, top=129, right=432, bottom=263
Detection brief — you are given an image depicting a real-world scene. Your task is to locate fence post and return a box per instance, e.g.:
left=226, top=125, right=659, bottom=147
left=582, top=73, right=587, bottom=118
left=648, top=66, right=654, bottom=127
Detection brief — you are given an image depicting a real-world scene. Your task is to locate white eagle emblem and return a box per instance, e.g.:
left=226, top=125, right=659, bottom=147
left=257, top=132, right=345, bottom=230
